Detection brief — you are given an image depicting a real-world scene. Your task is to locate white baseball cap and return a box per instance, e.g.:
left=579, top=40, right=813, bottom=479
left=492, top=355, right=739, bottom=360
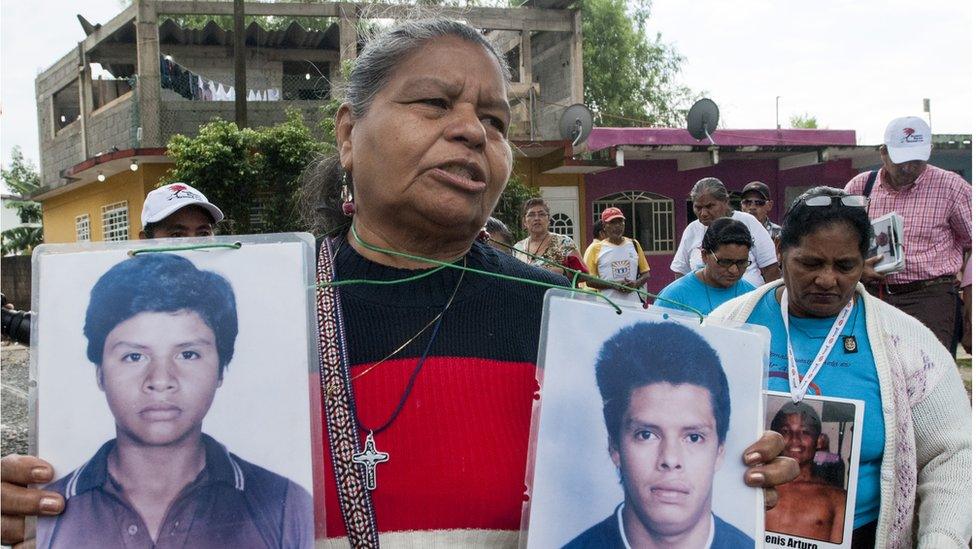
left=141, top=183, right=224, bottom=229
left=883, top=116, right=931, bottom=164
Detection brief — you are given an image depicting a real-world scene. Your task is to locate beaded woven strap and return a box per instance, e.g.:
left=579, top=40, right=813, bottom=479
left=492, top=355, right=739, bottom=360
left=315, top=237, right=380, bottom=548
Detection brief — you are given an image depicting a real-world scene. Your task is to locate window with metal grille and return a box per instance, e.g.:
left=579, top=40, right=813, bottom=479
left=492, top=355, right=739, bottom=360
left=101, top=201, right=129, bottom=242
left=593, top=191, right=675, bottom=253
left=75, top=214, right=91, bottom=242
left=549, top=212, right=575, bottom=240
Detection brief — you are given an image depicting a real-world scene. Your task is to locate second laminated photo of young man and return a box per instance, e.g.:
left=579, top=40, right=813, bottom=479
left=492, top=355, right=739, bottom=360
left=522, top=292, right=767, bottom=549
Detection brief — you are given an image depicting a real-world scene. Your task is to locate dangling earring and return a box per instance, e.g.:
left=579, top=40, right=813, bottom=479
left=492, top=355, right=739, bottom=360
left=341, top=171, right=356, bottom=216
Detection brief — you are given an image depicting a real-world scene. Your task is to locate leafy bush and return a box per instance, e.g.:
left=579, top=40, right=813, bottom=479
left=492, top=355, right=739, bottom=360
left=493, top=173, right=540, bottom=242
left=164, top=110, right=325, bottom=233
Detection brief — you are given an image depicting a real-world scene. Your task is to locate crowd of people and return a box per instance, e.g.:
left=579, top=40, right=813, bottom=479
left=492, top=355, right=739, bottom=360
left=511, top=112, right=970, bottom=547
left=1, top=17, right=971, bottom=549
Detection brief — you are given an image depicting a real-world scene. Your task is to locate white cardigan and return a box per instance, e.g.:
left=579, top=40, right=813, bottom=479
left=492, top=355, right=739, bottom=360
left=710, top=280, right=971, bottom=549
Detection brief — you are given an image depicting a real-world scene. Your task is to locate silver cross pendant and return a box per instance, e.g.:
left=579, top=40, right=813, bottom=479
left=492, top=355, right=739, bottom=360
left=352, top=431, right=389, bottom=491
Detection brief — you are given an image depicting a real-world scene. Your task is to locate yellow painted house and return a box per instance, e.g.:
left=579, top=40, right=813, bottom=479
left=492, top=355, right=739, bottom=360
left=36, top=151, right=171, bottom=243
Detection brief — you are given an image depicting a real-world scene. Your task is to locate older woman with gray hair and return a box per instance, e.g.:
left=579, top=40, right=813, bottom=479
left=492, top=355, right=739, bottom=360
left=2, top=19, right=799, bottom=549
left=672, top=176, right=779, bottom=286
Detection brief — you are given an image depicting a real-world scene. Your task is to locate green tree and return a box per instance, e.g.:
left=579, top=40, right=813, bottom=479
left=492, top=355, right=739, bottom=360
left=165, top=109, right=326, bottom=234
left=253, top=111, right=331, bottom=232
left=1, top=147, right=43, bottom=256
left=790, top=113, right=819, bottom=129
left=492, top=174, right=539, bottom=242
left=1, top=227, right=43, bottom=256
left=581, top=0, right=698, bottom=127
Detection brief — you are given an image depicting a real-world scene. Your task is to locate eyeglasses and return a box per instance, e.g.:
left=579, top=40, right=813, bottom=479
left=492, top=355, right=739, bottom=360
left=798, top=194, right=869, bottom=208
left=741, top=199, right=767, bottom=206
left=525, top=211, right=549, bottom=219
left=709, top=251, right=751, bottom=270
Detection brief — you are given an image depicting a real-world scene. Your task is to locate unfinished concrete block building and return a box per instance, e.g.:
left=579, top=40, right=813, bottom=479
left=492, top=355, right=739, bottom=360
left=34, top=0, right=598, bottom=243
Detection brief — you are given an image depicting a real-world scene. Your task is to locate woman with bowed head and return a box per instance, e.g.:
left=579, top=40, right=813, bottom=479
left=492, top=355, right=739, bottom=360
left=711, top=187, right=971, bottom=548
left=484, top=216, right=515, bottom=255
left=514, top=197, right=586, bottom=275
left=672, top=177, right=780, bottom=287
left=1, top=19, right=798, bottom=548
left=656, top=217, right=756, bottom=315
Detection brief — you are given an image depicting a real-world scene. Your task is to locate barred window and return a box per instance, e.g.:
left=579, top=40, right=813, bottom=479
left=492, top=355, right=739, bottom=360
left=101, top=201, right=129, bottom=242
left=593, top=191, right=675, bottom=253
left=549, top=212, right=574, bottom=239
left=75, top=214, right=91, bottom=242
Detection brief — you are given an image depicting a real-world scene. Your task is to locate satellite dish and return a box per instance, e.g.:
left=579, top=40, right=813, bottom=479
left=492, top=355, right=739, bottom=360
left=686, top=98, right=719, bottom=144
left=559, top=104, right=594, bottom=147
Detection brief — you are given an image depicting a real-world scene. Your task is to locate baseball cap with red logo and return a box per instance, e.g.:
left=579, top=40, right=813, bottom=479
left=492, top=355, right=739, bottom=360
left=141, top=183, right=225, bottom=228
left=600, top=207, right=626, bottom=223
left=883, top=116, right=931, bottom=164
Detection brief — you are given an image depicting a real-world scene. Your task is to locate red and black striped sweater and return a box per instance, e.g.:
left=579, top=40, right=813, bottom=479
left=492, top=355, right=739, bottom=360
left=319, top=239, right=566, bottom=546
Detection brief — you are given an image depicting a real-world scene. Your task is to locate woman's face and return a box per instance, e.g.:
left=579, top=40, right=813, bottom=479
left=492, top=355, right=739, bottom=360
left=781, top=222, right=864, bottom=318
left=523, top=205, right=550, bottom=236
left=337, top=36, right=513, bottom=242
left=701, top=243, right=750, bottom=288
left=692, top=193, right=729, bottom=226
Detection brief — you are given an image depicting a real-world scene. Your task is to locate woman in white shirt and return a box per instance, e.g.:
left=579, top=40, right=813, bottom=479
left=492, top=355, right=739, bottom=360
left=514, top=198, right=585, bottom=275
left=671, top=177, right=779, bottom=287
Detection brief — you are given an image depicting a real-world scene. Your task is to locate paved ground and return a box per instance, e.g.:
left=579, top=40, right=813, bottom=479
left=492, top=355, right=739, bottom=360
left=1, top=342, right=30, bottom=456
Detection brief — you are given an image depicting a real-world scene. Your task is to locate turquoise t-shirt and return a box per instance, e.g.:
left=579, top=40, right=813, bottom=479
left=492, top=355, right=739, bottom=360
left=655, top=270, right=755, bottom=316
left=747, top=289, right=883, bottom=528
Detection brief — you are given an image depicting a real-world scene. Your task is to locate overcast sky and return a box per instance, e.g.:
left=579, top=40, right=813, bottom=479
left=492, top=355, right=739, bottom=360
left=1, top=0, right=972, bottom=176
left=651, top=0, right=973, bottom=144
left=1, top=0, right=123, bottom=173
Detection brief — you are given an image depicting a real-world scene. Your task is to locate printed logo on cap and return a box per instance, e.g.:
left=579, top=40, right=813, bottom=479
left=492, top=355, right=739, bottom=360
left=900, top=127, right=924, bottom=144
left=165, top=184, right=202, bottom=201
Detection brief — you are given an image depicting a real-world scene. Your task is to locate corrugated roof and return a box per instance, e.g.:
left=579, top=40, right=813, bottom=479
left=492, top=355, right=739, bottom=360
left=94, top=18, right=338, bottom=50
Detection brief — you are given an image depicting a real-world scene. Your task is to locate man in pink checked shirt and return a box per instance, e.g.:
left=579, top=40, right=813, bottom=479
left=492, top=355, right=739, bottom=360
left=844, top=116, right=971, bottom=351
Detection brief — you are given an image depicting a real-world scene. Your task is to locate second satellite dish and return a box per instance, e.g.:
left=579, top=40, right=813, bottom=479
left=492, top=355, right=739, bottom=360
left=559, top=104, right=594, bottom=147
left=686, top=98, right=719, bottom=143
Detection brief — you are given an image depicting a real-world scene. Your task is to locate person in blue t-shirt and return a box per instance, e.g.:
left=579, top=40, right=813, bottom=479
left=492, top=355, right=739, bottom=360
left=738, top=190, right=883, bottom=544
left=656, top=218, right=756, bottom=316
left=710, top=186, right=972, bottom=547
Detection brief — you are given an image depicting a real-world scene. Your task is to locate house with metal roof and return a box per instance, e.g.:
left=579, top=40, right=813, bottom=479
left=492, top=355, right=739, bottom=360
left=34, top=0, right=595, bottom=243
left=571, top=127, right=884, bottom=291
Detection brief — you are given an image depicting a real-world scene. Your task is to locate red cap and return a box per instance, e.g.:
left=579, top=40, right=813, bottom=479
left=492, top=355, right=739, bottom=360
left=601, top=207, right=625, bottom=223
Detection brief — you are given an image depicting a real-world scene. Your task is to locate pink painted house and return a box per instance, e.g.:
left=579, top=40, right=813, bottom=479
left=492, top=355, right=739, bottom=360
left=582, top=128, right=878, bottom=292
